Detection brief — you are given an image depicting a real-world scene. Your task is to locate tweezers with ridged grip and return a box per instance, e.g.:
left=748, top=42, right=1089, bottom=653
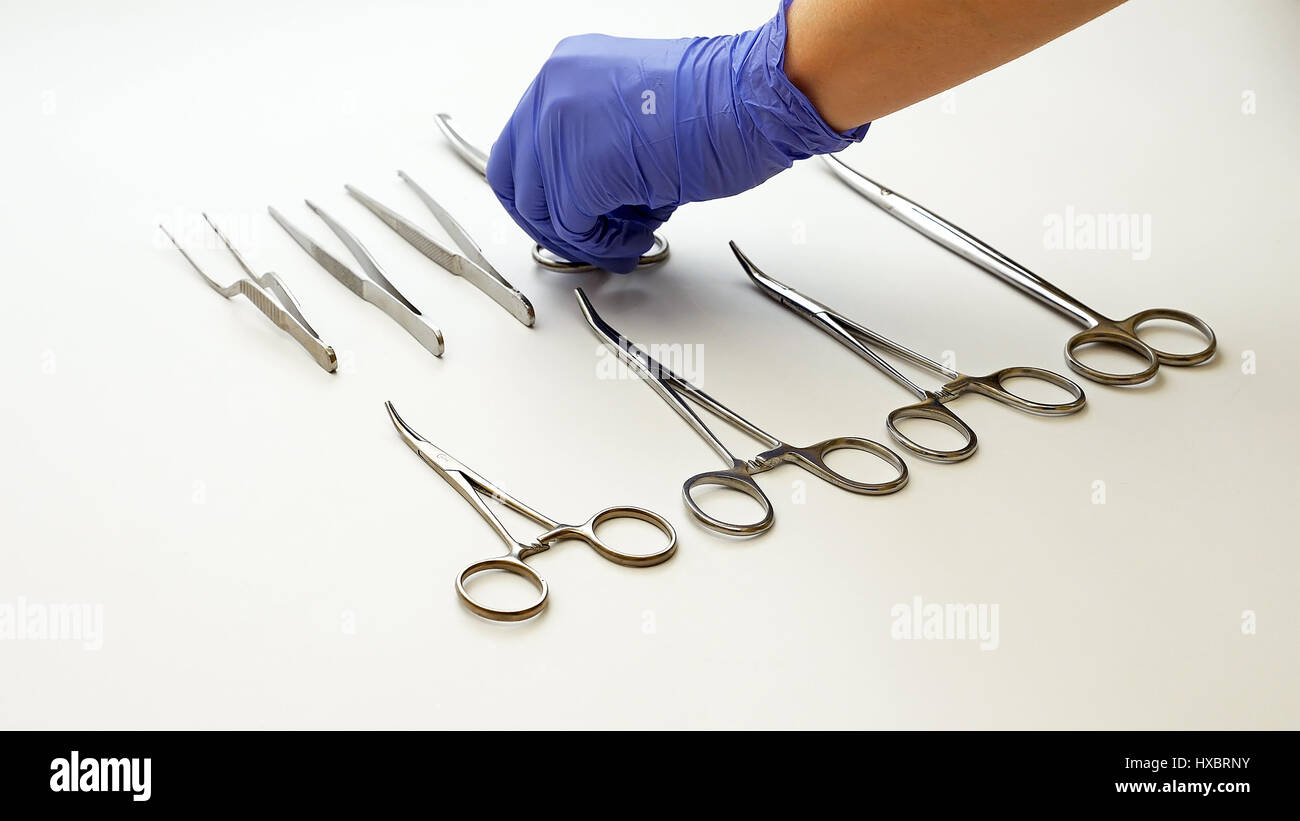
left=269, top=203, right=445, bottom=357
left=161, top=218, right=338, bottom=372
left=345, top=174, right=535, bottom=326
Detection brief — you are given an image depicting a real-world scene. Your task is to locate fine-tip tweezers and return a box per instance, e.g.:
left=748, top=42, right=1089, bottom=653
left=344, top=172, right=535, bottom=326
left=269, top=202, right=445, bottom=357
left=161, top=214, right=338, bottom=372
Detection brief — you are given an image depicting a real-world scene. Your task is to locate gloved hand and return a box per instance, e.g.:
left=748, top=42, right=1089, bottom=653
left=486, top=0, right=870, bottom=273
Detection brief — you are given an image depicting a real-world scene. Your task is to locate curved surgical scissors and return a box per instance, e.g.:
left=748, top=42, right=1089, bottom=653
left=731, top=243, right=1086, bottom=463
left=434, top=113, right=670, bottom=273
left=823, top=155, right=1216, bottom=386
left=386, top=402, right=677, bottom=622
left=576, top=289, right=908, bottom=537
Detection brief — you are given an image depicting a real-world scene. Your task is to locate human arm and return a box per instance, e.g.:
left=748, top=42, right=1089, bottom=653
left=486, top=0, right=1127, bottom=272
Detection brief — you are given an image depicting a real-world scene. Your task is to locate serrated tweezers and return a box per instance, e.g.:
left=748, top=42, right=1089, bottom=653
left=161, top=215, right=338, bottom=372
left=269, top=202, right=445, bottom=357
left=345, top=173, right=535, bottom=326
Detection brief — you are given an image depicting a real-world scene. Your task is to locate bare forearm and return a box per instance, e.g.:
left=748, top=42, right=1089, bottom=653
left=784, top=0, right=1127, bottom=131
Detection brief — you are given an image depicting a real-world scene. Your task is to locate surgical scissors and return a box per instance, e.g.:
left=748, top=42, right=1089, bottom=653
left=434, top=113, right=671, bottom=273
left=823, top=155, right=1217, bottom=386
left=730, top=243, right=1087, bottom=463
left=270, top=202, right=445, bottom=357
left=345, top=172, right=535, bottom=326
left=386, top=401, right=677, bottom=622
left=576, top=289, right=908, bottom=537
left=161, top=215, right=338, bottom=372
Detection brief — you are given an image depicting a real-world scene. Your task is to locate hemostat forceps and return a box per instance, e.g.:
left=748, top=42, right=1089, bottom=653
left=345, top=173, right=535, bottom=326
left=434, top=113, right=670, bottom=273
left=270, top=202, right=445, bottom=357
left=386, top=402, right=677, bottom=622
left=576, top=289, right=907, bottom=537
left=731, top=243, right=1086, bottom=463
left=823, top=155, right=1217, bottom=386
left=161, top=215, right=337, bottom=372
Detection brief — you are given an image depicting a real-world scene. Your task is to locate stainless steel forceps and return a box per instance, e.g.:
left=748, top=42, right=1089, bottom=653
left=576, top=289, right=908, bottom=537
left=731, top=243, right=1087, bottom=463
left=823, top=155, right=1217, bottom=386
left=345, top=172, right=535, bottom=326
left=386, top=402, right=677, bottom=622
left=434, top=113, right=671, bottom=273
left=270, top=202, right=445, bottom=357
left=161, top=215, right=338, bottom=372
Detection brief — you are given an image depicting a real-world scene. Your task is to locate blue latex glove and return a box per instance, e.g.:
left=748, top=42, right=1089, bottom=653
left=486, top=0, right=869, bottom=273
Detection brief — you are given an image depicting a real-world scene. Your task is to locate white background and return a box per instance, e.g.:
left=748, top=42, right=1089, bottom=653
left=1, top=0, right=1296, bottom=729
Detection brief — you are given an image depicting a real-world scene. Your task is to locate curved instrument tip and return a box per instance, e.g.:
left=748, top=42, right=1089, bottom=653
left=573, top=287, right=596, bottom=321
left=727, top=241, right=779, bottom=292
left=573, top=288, right=622, bottom=346
left=728, top=241, right=762, bottom=283
left=385, top=400, right=421, bottom=445
left=434, top=114, right=489, bottom=177
left=726, top=245, right=821, bottom=314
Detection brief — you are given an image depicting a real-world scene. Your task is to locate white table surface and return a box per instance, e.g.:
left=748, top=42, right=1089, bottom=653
left=1, top=0, right=1296, bottom=729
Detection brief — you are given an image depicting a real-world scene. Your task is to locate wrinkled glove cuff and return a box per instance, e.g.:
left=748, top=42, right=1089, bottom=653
left=741, top=0, right=870, bottom=160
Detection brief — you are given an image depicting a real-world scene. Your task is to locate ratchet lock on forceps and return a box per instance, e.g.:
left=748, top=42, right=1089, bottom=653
left=823, top=155, right=1217, bottom=386
left=731, top=242, right=1087, bottom=463
left=577, top=288, right=907, bottom=537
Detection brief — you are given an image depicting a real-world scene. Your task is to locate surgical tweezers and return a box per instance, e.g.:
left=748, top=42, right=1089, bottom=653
left=161, top=215, right=338, bottom=372
left=269, top=202, right=445, bottom=357
left=344, top=172, right=535, bottom=326
left=434, top=113, right=671, bottom=273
